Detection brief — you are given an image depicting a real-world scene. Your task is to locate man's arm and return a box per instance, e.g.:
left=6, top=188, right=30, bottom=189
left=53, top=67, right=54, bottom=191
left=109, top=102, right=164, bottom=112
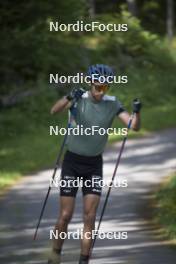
left=50, top=88, right=85, bottom=114
left=50, top=97, right=71, bottom=114
left=118, top=99, right=142, bottom=131
left=118, top=111, right=140, bottom=131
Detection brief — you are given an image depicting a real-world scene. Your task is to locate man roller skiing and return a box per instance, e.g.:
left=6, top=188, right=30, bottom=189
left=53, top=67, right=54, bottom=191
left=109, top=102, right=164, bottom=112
left=48, top=64, right=141, bottom=264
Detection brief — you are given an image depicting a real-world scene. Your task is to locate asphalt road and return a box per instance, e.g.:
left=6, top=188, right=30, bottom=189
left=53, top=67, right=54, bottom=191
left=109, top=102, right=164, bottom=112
left=0, top=128, right=176, bottom=264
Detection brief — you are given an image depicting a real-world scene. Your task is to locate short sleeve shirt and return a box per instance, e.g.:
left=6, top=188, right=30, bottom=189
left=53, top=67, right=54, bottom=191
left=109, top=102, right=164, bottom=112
left=67, top=91, right=125, bottom=156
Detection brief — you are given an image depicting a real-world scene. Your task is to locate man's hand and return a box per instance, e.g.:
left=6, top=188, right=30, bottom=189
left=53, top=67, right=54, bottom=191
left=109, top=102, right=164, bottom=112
left=50, top=88, right=85, bottom=114
left=132, top=98, right=142, bottom=114
left=66, top=88, right=85, bottom=101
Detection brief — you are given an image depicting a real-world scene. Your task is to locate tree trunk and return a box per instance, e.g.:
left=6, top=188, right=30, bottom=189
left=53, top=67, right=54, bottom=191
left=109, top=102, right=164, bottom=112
left=88, top=0, right=95, bottom=18
left=167, top=0, right=174, bottom=44
left=126, top=0, right=137, bottom=16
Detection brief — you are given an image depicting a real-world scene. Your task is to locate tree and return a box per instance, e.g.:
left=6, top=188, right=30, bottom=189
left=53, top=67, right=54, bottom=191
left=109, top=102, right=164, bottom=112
left=167, top=0, right=174, bottom=44
left=126, top=0, right=137, bottom=16
left=88, top=0, right=95, bottom=18
left=0, top=0, right=86, bottom=94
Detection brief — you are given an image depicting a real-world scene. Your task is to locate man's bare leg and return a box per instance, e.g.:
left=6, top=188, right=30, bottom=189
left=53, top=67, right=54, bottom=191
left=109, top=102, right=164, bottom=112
left=53, top=196, right=75, bottom=250
left=79, top=194, right=100, bottom=263
left=48, top=196, right=75, bottom=263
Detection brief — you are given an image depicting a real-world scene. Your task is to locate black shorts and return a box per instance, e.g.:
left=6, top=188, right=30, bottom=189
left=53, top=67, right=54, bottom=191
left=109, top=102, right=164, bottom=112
left=60, top=151, right=103, bottom=197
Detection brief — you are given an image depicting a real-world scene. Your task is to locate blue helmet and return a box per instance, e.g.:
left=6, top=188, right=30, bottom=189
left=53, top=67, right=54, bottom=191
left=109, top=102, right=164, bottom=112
left=88, top=64, right=114, bottom=83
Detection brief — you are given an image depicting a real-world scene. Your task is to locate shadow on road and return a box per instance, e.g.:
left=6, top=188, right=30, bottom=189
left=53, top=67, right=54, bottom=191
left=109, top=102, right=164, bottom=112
left=0, top=128, right=176, bottom=264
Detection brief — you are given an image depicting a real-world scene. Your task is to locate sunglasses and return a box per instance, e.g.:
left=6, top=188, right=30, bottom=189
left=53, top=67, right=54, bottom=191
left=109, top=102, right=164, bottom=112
left=94, top=84, right=109, bottom=93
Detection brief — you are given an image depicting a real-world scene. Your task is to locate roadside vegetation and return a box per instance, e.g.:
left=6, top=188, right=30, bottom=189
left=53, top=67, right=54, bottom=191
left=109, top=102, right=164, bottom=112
left=153, top=174, right=176, bottom=240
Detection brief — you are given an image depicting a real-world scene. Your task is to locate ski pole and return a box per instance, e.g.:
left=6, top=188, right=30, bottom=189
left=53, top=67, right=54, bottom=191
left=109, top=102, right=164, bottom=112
left=33, top=121, right=70, bottom=240
left=33, top=89, right=85, bottom=240
left=88, top=113, right=134, bottom=262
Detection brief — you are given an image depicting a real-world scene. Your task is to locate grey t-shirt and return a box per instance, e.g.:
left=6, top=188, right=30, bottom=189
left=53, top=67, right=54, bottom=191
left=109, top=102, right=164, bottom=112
left=67, top=91, right=124, bottom=156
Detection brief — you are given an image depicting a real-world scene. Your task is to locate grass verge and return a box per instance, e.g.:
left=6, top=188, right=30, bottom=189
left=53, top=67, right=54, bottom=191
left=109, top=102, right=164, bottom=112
left=153, top=174, right=176, bottom=241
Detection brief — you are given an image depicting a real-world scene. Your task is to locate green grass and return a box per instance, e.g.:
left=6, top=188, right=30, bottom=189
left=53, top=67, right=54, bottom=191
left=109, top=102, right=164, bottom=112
left=0, top=172, right=20, bottom=189
left=154, top=174, right=176, bottom=239
left=0, top=89, right=67, bottom=191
